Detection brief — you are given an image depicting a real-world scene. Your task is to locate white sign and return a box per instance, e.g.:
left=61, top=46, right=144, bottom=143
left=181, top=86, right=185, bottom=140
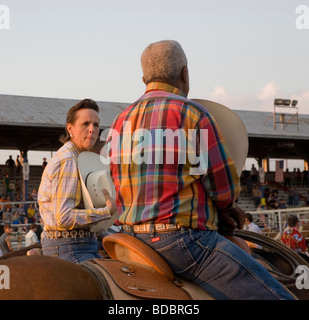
left=23, top=162, right=30, bottom=180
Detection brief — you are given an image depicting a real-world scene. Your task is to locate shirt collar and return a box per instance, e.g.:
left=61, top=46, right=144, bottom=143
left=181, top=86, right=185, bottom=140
left=65, top=140, right=80, bottom=158
left=145, top=82, right=187, bottom=98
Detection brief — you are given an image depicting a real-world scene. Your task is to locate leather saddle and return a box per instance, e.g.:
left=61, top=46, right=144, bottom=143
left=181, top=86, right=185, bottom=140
left=82, top=233, right=214, bottom=300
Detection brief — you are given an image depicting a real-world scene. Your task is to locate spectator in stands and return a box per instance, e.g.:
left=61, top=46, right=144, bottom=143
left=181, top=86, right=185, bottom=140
left=27, top=203, right=36, bottom=223
left=12, top=211, right=20, bottom=225
left=306, top=190, right=309, bottom=206
left=251, top=164, right=258, bottom=183
left=278, top=198, right=287, bottom=209
left=244, top=213, right=262, bottom=249
left=288, top=189, right=294, bottom=206
left=15, top=155, right=22, bottom=176
left=280, top=215, right=308, bottom=253
left=25, top=224, right=39, bottom=247
left=16, top=203, right=26, bottom=223
left=253, top=185, right=261, bottom=208
left=2, top=207, right=12, bottom=223
left=293, top=187, right=300, bottom=207
left=5, top=155, right=15, bottom=178
left=4, top=196, right=12, bottom=212
left=303, top=169, right=308, bottom=186
left=42, top=157, right=48, bottom=174
left=0, top=223, right=13, bottom=255
left=244, top=213, right=261, bottom=234
left=31, top=189, right=38, bottom=201
left=284, top=168, right=291, bottom=188
left=3, top=174, right=14, bottom=200
left=0, top=194, right=3, bottom=220
left=22, top=217, right=30, bottom=233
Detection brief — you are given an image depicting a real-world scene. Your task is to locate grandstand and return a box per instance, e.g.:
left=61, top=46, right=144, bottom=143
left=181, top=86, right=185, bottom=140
left=1, top=93, right=309, bottom=249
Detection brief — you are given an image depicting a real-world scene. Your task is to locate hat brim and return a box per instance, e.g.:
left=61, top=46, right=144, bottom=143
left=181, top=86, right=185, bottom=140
left=78, top=151, right=117, bottom=231
left=192, top=99, right=248, bottom=176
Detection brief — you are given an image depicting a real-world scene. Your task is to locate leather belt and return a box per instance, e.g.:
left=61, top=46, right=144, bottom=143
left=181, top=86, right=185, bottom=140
left=44, top=229, right=95, bottom=239
left=122, top=223, right=181, bottom=234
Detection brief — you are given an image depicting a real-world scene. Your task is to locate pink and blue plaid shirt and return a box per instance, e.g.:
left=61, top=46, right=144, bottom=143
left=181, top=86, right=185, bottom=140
left=108, top=82, right=240, bottom=231
left=38, top=141, right=111, bottom=231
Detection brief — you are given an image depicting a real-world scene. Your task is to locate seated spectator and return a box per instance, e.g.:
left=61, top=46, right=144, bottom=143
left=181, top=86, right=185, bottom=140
left=25, top=224, right=39, bottom=247
left=244, top=213, right=262, bottom=249
left=27, top=203, right=36, bottom=223
left=280, top=215, right=308, bottom=253
left=12, top=211, right=20, bottom=225
left=16, top=203, right=26, bottom=223
left=2, top=207, right=12, bottom=223
left=278, top=198, right=287, bottom=209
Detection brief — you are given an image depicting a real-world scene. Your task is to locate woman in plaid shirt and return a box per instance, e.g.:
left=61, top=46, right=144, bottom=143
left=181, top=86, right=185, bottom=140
left=38, top=99, right=117, bottom=263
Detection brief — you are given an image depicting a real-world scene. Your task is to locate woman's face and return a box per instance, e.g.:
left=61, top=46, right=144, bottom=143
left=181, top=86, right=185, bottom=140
left=67, top=108, right=100, bottom=152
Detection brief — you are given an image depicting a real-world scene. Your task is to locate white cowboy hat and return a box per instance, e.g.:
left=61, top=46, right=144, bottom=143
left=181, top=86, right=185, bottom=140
left=192, top=99, right=248, bottom=177
left=78, top=151, right=117, bottom=231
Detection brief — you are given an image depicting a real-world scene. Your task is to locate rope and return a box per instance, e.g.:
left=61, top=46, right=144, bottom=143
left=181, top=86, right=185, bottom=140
left=234, top=229, right=309, bottom=284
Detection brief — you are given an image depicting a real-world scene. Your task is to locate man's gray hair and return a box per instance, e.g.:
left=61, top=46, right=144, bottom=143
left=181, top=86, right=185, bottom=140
left=141, top=40, right=187, bottom=86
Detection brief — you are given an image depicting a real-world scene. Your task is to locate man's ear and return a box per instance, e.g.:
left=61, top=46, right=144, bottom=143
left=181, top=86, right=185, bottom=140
left=142, top=76, right=146, bottom=84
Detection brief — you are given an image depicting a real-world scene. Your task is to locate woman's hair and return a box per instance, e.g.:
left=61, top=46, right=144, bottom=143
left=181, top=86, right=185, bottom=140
left=141, top=40, right=187, bottom=86
left=60, top=98, right=99, bottom=144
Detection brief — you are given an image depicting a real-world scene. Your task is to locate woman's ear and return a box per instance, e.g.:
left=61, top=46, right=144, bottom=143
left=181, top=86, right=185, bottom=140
left=66, top=123, right=73, bottom=137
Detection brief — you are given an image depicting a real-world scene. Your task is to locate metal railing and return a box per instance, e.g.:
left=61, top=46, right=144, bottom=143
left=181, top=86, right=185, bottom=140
left=246, top=206, right=309, bottom=234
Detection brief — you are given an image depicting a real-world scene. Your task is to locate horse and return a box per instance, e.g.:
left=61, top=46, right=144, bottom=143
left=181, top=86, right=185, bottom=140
left=0, top=231, right=308, bottom=300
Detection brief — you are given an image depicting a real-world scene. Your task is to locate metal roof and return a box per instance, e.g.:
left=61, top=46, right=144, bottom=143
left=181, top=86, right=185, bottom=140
left=1, top=93, right=308, bottom=139
left=234, top=109, right=309, bottom=141
left=0, top=94, right=129, bottom=129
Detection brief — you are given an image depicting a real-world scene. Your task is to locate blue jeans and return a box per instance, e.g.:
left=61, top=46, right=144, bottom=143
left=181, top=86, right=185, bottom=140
left=132, top=228, right=294, bottom=300
left=42, top=237, right=101, bottom=264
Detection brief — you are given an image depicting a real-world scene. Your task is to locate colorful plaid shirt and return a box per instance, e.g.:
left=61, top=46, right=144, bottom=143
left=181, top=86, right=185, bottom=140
left=108, top=82, right=240, bottom=231
left=38, top=141, right=111, bottom=231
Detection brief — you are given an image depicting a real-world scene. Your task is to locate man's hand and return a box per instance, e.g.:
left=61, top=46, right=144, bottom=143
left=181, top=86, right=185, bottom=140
left=103, top=189, right=117, bottom=215
left=218, top=206, right=245, bottom=233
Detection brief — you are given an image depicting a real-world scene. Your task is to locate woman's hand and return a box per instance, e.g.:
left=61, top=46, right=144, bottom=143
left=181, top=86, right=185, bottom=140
left=103, top=189, right=117, bottom=215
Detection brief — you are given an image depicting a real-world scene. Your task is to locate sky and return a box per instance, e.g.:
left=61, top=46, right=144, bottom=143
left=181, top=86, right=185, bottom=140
left=0, top=0, right=309, bottom=167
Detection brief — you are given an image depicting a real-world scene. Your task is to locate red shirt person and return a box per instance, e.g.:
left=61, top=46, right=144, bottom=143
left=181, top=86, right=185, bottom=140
left=281, top=215, right=308, bottom=253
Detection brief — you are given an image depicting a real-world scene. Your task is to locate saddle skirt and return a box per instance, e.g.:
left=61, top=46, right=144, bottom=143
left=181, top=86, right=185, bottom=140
left=82, top=258, right=213, bottom=300
left=81, top=233, right=213, bottom=300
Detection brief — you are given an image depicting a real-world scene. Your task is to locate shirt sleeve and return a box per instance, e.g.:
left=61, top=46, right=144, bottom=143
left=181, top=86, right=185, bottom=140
left=198, top=112, right=240, bottom=210
left=51, top=157, right=111, bottom=230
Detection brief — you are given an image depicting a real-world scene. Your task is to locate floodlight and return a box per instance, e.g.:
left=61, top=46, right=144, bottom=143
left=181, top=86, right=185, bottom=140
left=291, top=100, right=298, bottom=107
left=283, top=99, right=291, bottom=106
left=274, top=99, right=284, bottom=105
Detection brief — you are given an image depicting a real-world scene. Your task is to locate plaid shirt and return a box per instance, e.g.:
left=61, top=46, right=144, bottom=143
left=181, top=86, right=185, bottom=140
left=108, top=82, right=240, bottom=231
left=38, top=141, right=111, bottom=231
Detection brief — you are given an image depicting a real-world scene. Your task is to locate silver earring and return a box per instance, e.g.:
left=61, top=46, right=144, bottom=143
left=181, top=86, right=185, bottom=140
left=70, top=134, right=73, bottom=138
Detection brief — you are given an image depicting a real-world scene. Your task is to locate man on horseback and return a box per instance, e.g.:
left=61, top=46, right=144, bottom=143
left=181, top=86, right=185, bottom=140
left=106, top=40, right=294, bottom=300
